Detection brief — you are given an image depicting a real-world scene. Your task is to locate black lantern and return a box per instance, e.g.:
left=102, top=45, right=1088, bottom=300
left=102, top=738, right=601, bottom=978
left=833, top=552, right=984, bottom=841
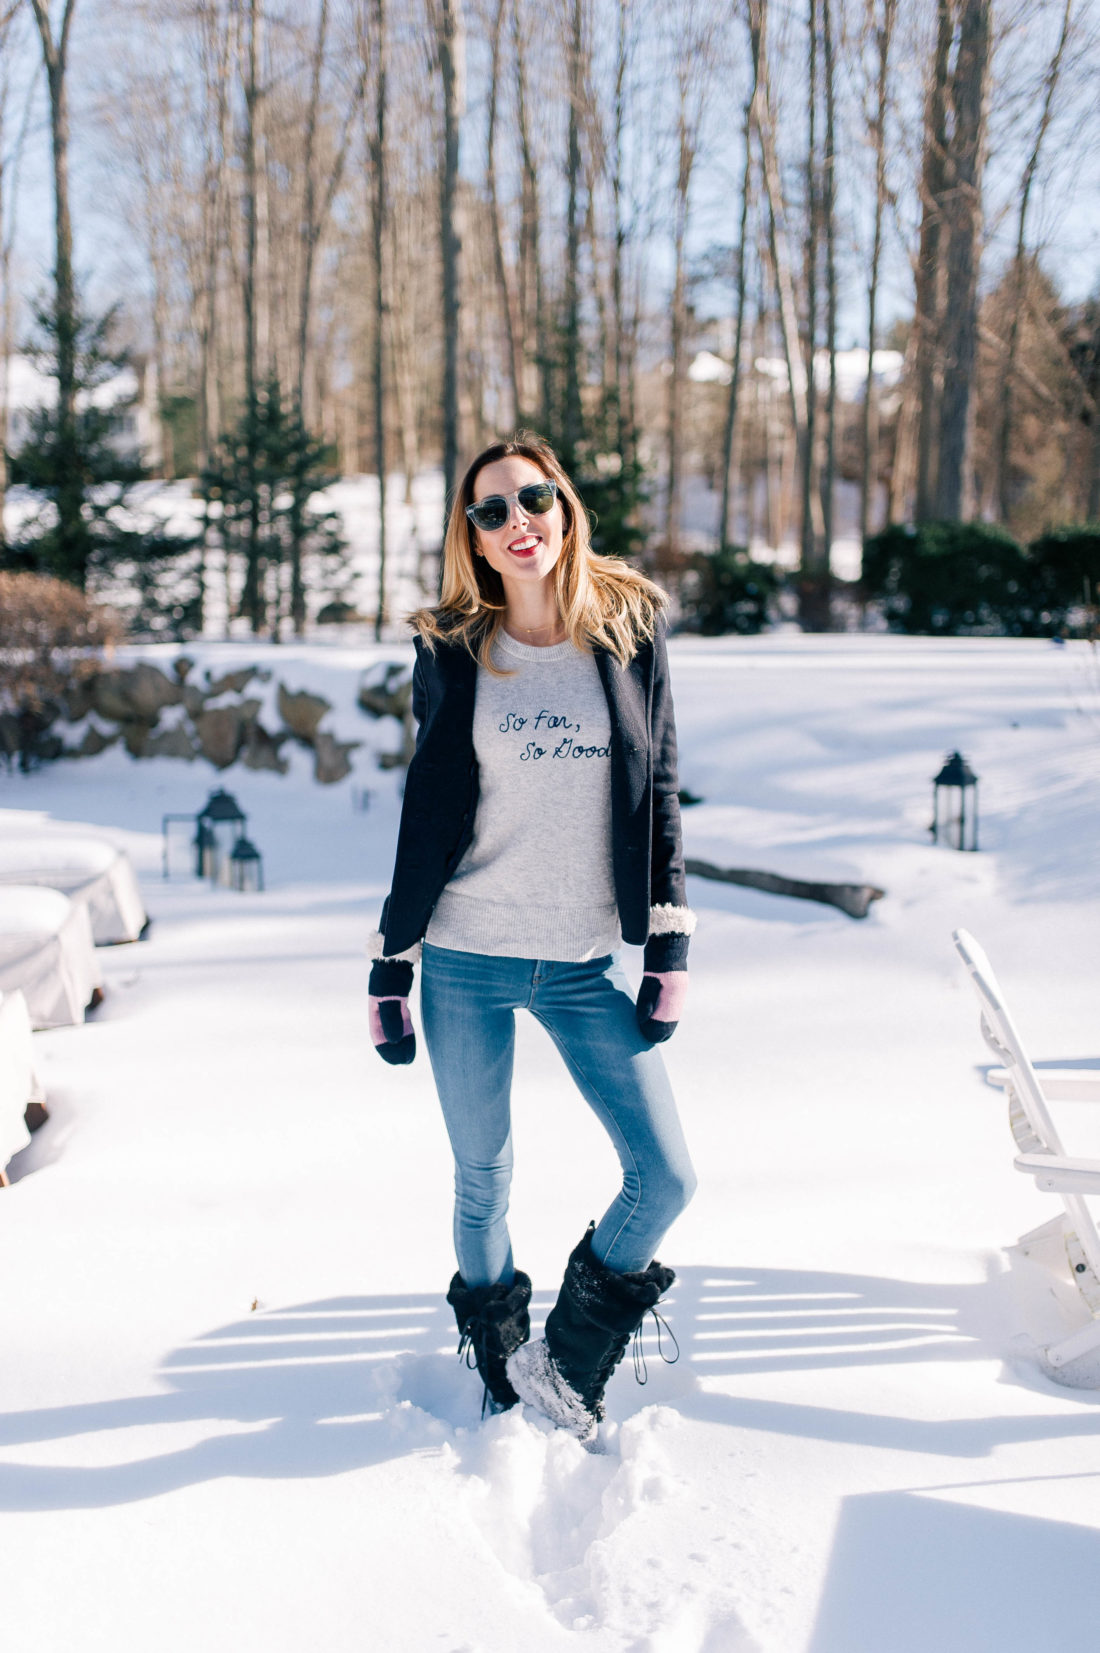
left=194, top=818, right=217, bottom=879
left=197, top=789, right=248, bottom=884
left=229, top=835, right=264, bottom=892
left=932, top=751, right=979, bottom=851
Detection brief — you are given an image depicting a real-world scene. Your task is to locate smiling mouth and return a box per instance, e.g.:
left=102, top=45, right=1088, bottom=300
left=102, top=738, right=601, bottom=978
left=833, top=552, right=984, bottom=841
left=508, top=536, right=540, bottom=555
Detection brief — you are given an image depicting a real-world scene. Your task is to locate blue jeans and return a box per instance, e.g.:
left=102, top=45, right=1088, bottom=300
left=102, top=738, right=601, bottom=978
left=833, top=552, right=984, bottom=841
left=420, top=942, right=697, bottom=1287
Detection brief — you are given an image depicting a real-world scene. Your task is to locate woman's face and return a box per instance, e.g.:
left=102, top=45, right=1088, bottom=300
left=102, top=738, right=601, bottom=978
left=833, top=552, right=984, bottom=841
left=470, top=455, right=566, bottom=593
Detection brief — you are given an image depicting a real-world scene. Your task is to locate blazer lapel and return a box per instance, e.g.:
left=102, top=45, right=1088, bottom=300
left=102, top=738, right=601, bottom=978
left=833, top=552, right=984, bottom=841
left=595, top=644, right=650, bottom=813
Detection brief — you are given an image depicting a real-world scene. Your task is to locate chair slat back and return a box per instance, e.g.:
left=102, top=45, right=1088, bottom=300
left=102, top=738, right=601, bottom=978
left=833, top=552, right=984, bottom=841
left=954, top=928, right=1100, bottom=1285
left=953, top=929, right=1064, bottom=1156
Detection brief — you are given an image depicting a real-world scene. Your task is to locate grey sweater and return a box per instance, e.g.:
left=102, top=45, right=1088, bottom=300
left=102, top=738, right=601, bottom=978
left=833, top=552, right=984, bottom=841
left=424, top=632, right=620, bottom=960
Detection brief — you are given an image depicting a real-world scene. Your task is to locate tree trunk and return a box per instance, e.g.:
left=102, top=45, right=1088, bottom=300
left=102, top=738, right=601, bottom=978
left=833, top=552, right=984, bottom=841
left=665, top=92, right=695, bottom=565
left=935, top=0, right=991, bottom=520
left=913, top=0, right=952, bottom=523
left=372, top=0, right=388, bottom=641
left=438, top=0, right=463, bottom=540
left=486, top=0, right=521, bottom=426
left=750, top=1, right=813, bottom=546
left=513, top=0, right=547, bottom=430
left=992, top=0, right=1071, bottom=523
left=820, top=0, right=837, bottom=579
left=800, top=0, right=821, bottom=615
left=29, top=0, right=82, bottom=584
left=240, top=0, right=264, bottom=631
left=860, top=0, right=895, bottom=547
left=719, top=71, right=755, bottom=553
left=562, top=0, right=584, bottom=464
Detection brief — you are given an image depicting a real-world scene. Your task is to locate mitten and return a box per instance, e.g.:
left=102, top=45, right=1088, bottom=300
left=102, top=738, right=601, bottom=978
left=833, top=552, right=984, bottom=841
left=635, top=930, right=689, bottom=1044
left=369, top=957, right=416, bottom=1065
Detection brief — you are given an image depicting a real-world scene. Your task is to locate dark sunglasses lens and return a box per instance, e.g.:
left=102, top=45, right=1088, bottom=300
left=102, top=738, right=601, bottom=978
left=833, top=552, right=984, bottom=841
left=518, top=483, right=556, bottom=514
left=469, top=497, right=508, bottom=530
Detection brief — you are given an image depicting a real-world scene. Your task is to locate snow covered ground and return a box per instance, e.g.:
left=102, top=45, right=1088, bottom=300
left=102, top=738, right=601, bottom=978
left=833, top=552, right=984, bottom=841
left=3, top=633, right=1100, bottom=1652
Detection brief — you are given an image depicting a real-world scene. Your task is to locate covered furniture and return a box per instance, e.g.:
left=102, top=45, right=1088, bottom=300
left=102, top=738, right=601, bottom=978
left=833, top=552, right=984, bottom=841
left=954, top=927, right=1100, bottom=1380
left=0, top=835, right=145, bottom=943
left=0, top=989, right=42, bottom=1176
left=0, top=887, right=102, bottom=1029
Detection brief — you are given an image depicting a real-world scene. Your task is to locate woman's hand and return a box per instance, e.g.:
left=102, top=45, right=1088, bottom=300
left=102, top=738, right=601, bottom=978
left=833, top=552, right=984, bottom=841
left=369, top=958, right=417, bottom=1065
left=636, top=924, right=691, bottom=1043
left=635, top=970, right=688, bottom=1043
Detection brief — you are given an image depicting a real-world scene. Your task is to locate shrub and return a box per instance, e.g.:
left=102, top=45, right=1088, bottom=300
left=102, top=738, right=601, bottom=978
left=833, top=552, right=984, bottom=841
left=1026, top=525, right=1100, bottom=630
left=679, top=547, right=779, bottom=635
left=0, top=573, right=121, bottom=770
left=861, top=521, right=1038, bottom=635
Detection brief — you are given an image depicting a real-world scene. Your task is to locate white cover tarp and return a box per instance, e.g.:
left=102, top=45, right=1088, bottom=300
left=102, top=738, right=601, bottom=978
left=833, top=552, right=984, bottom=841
left=0, top=836, right=145, bottom=943
left=0, top=989, right=40, bottom=1166
left=0, top=886, right=102, bottom=1029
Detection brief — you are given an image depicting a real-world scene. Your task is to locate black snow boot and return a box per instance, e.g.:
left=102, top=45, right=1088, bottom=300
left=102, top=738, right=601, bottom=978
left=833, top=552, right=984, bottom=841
left=446, top=1269, right=532, bottom=1414
left=506, top=1224, right=676, bottom=1446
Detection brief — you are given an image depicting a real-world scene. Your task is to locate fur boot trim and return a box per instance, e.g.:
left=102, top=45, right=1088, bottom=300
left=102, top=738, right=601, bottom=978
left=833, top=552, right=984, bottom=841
left=647, top=904, right=697, bottom=938
left=367, top=929, right=422, bottom=965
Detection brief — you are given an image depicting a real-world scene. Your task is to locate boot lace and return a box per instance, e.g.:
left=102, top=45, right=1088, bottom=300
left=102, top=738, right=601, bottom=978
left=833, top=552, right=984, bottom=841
left=630, top=1307, right=680, bottom=1387
left=457, top=1317, right=495, bottom=1419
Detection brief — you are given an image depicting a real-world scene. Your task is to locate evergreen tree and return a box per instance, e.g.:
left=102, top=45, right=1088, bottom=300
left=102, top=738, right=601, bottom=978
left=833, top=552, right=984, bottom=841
left=5, top=299, right=200, bottom=633
left=201, top=376, right=346, bottom=637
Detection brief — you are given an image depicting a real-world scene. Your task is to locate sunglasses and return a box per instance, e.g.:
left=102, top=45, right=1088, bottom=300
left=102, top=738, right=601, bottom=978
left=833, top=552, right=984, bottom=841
left=465, top=479, right=558, bottom=533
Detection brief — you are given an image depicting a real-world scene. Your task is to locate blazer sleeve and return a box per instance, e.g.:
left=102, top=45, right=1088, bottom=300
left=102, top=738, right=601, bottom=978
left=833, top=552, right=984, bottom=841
left=647, top=620, right=695, bottom=950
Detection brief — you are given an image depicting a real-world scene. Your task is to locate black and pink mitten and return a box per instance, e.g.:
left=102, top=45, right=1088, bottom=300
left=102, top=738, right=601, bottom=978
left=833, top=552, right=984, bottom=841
left=635, top=930, right=690, bottom=1044
left=368, top=957, right=416, bottom=1065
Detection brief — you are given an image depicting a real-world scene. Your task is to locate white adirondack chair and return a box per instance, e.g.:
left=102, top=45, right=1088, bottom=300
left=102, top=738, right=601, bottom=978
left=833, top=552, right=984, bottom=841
left=954, top=927, right=1100, bottom=1376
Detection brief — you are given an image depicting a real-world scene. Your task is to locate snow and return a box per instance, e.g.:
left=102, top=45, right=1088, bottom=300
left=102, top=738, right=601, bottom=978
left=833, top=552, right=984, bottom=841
left=3, top=633, right=1100, bottom=1652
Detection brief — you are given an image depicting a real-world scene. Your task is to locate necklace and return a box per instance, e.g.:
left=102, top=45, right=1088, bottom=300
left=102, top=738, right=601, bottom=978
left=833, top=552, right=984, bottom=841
left=508, top=616, right=566, bottom=644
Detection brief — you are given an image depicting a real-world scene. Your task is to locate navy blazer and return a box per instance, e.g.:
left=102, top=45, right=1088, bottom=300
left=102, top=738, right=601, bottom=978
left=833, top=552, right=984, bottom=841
left=377, top=623, right=689, bottom=957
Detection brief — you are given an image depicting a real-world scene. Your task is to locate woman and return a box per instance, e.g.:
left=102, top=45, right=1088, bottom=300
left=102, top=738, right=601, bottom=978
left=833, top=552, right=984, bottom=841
left=368, top=433, right=696, bottom=1446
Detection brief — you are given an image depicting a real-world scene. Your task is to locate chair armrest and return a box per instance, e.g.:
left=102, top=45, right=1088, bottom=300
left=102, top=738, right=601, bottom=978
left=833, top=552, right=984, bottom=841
left=988, top=1068, right=1100, bottom=1102
left=1015, top=1152, right=1100, bottom=1193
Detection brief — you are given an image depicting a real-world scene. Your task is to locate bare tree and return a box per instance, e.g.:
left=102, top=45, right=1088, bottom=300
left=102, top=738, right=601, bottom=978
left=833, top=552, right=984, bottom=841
left=436, top=0, right=463, bottom=532
left=860, top=0, right=896, bottom=546
left=913, top=0, right=952, bottom=523
left=27, top=0, right=82, bottom=582
left=991, top=0, right=1073, bottom=521
left=369, top=0, right=388, bottom=638
left=0, top=0, right=28, bottom=552
left=718, top=45, right=758, bottom=553
left=935, top=0, right=992, bottom=519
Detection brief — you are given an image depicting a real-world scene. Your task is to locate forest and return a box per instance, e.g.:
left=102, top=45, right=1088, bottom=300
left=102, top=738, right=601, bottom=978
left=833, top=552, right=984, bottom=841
left=1, top=0, right=1098, bottom=634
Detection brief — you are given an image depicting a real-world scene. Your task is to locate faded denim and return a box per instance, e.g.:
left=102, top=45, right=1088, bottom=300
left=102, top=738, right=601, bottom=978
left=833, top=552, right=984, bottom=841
left=420, top=942, right=696, bottom=1287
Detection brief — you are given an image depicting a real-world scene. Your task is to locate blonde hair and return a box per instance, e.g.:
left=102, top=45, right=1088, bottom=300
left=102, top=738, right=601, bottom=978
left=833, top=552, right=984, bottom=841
left=410, top=433, right=665, bottom=672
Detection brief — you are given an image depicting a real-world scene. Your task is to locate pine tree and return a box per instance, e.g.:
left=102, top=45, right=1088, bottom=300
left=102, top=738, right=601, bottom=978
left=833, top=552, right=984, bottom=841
left=6, top=300, right=199, bottom=635
left=201, top=376, right=346, bottom=637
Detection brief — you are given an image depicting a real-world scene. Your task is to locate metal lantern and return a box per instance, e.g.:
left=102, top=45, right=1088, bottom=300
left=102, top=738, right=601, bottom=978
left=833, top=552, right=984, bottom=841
left=194, top=818, right=218, bottom=879
left=229, top=835, right=264, bottom=892
left=932, top=751, right=979, bottom=851
left=197, top=789, right=248, bottom=884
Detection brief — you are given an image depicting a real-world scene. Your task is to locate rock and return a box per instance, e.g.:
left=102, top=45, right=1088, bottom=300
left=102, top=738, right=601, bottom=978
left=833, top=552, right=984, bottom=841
left=317, top=600, right=362, bottom=624
left=183, top=683, right=207, bottom=717
left=357, top=662, right=413, bottom=720
left=205, top=665, right=261, bottom=698
left=241, top=722, right=289, bottom=774
left=122, top=721, right=157, bottom=758
left=194, top=704, right=249, bottom=769
left=62, top=677, right=97, bottom=722
left=92, top=663, right=183, bottom=724
left=278, top=683, right=331, bottom=743
left=0, top=712, right=20, bottom=765
left=144, top=724, right=197, bottom=761
left=68, top=723, right=120, bottom=759
left=172, top=656, right=195, bottom=682
left=313, top=730, right=360, bottom=784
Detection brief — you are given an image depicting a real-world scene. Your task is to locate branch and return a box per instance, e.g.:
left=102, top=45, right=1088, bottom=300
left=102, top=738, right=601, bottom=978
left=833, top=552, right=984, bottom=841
left=684, top=858, right=885, bottom=920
